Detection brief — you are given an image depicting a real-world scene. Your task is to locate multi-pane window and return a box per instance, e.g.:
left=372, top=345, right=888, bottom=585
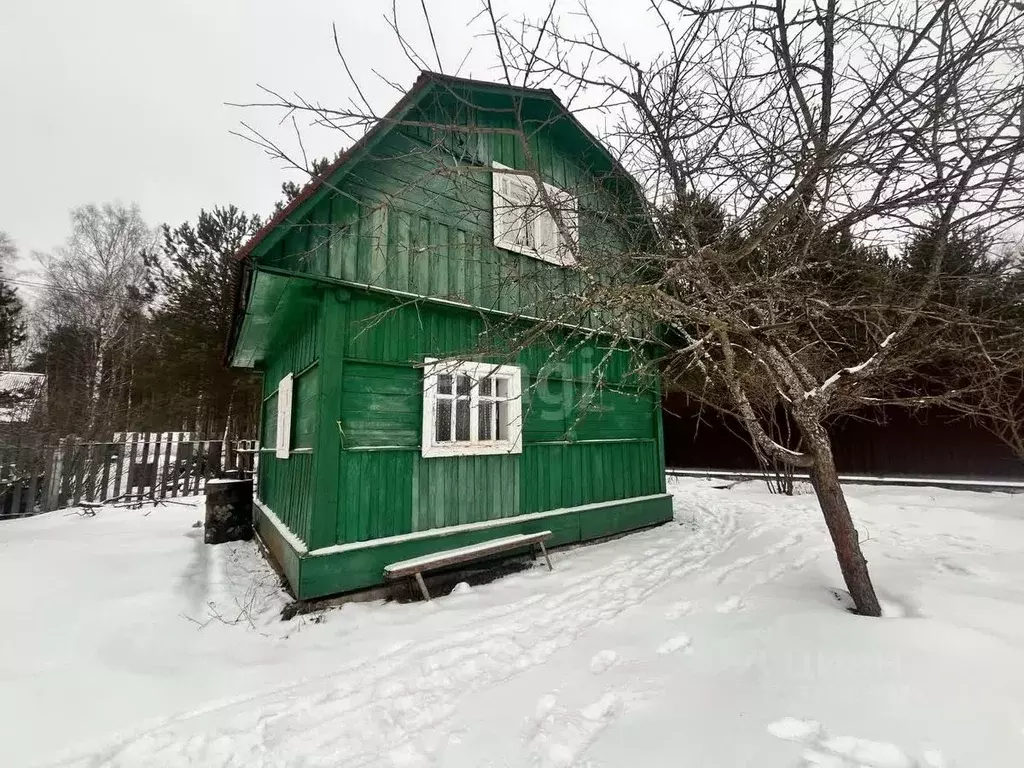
left=421, top=359, right=523, bottom=458
left=492, top=162, right=578, bottom=266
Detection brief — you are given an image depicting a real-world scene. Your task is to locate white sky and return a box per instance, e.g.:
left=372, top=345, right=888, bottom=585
left=0, top=3, right=467, bottom=262
left=2, top=0, right=659, bottom=299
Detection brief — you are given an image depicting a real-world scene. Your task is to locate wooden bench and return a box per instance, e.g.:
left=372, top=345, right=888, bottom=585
left=383, top=531, right=554, bottom=601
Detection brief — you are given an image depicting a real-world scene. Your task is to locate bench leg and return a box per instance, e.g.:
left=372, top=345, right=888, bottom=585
left=538, top=541, right=553, bottom=571
left=414, top=572, right=431, bottom=601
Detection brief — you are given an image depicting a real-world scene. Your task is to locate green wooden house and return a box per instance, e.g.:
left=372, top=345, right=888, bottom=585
left=226, top=72, right=673, bottom=600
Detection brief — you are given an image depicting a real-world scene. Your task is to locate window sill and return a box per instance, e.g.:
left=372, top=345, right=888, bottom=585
left=494, top=237, right=575, bottom=267
left=422, top=441, right=523, bottom=459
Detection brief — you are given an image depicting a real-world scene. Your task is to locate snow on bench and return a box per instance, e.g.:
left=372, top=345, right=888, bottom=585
left=384, top=531, right=553, bottom=601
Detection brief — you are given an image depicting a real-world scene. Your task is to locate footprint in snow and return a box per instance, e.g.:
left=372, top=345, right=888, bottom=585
left=581, top=692, right=621, bottom=721
left=766, top=717, right=822, bottom=742
left=656, top=634, right=692, bottom=654
left=589, top=650, right=619, bottom=674
left=665, top=600, right=694, bottom=620
left=530, top=692, right=625, bottom=768
left=766, top=717, right=939, bottom=768
left=715, top=596, right=744, bottom=613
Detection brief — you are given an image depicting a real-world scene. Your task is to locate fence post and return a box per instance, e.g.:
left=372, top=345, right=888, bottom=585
left=45, top=438, right=66, bottom=512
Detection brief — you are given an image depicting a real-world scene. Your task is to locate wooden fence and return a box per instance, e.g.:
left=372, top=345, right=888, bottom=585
left=0, top=434, right=259, bottom=518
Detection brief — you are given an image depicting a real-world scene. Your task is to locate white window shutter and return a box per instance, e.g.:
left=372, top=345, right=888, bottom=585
left=535, top=207, right=557, bottom=260
left=276, top=373, right=293, bottom=459
left=493, top=161, right=577, bottom=267
left=493, top=166, right=517, bottom=249
left=420, top=358, right=438, bottom=455
left=560, top=190, right=579, bottom=266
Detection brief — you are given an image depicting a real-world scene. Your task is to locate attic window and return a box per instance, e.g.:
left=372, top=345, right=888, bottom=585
left=421, top=358, right=523, bottom=458
left=492, top=162, right=578, bottom=266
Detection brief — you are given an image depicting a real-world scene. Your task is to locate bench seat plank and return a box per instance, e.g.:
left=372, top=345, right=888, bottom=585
left=384, top=531, right=552, bottom=579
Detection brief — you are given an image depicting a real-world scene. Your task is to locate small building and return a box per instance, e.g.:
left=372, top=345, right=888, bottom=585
left=226, top=73, right=672, bottom=600
left=0, top=371, right=46, bottom=428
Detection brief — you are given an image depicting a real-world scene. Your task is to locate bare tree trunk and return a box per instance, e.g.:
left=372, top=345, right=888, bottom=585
left=802, top=423, right=882, bottom=617
left=87, top=332, right=107, bottom=437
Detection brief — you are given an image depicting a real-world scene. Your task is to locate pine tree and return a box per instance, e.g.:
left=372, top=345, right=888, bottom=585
left=274, top=153, right=343, bottom=212
left=145, top=205, right=263, bottom=437
left=0, top=231, right=27, bottom=369
left=0, top=231, right=29, bottom=419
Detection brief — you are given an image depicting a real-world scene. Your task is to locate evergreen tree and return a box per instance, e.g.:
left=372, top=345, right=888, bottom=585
left=274, top=153, right=343, bottom=212
left=144, top=205, right=263, bottom=437
left=0, top=231, right=27, bottom=369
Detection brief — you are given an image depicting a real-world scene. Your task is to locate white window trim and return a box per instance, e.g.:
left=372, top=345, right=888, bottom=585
left=421, top=357, right=523, bottom=458
left=275, top=373, right=293, bottom=459
left=492, top=161, right=578, bottom=267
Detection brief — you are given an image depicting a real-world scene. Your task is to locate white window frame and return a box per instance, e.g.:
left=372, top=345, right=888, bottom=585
left=421, top=358, right=523, bottom=458
left=492, top=161, right=578, bottom=267
left=275, top=373, right=293, bottom=459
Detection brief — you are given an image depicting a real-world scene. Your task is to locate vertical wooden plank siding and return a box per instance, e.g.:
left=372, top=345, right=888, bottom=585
left=310, top=291, right=347, bottom=550
left=246, top=89, right=664, bottom=554
left=324, top=294, right=661, bottom=546
left=179, top=441, right=194, bottom=497
left=254, top=295, right=323, bottom=545
left=72, top=439, right=87, bottom=506
left=160, top=436, right=173, bottom=499
left=10, top=444, right=23, bottom=514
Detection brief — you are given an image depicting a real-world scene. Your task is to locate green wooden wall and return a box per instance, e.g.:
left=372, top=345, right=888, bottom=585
left=257, top=88, right=637, bottom=332
left=248, top=85, right=664, bottom=553
left=256, top=297, right=321, bottom=543
left=321, top=292, right=664, bottom=547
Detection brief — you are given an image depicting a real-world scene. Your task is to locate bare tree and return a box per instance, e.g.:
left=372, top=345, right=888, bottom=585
left=480, top=0, right=1024, bottom=615
left=239, top=0, right=1024, bottom=615
left=37, top=203, right=156, bottom=437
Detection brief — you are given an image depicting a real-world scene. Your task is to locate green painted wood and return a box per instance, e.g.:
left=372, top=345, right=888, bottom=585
left=294, top=493, right=673, bottom=599
left=309, top=291, right=347, bottom=550
left=253, top=503, right=302, bottom=592
left=653, top=374, right=668, bottom=494
left=254, top=294, right=324, bottom=545
left=293, top=364, right=320, bottom=450
left=233, top=83, right=670, bottom=563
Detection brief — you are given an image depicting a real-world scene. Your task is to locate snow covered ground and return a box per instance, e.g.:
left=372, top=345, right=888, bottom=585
left=1, top=477, right=1023, bottom=767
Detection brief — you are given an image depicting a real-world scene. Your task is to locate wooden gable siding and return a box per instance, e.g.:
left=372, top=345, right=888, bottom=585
left=256, top=93, right=634, bottom=330
left=256, top=298, right=321, bottom=543
left=329, top=291, right=663, bottom=546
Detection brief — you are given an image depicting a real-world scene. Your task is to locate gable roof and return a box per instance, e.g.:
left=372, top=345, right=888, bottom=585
left=0, top=371, right=45, bottom=423
left=225, top=72, right=647, bottom=367
left=232, top=70, right=639, bottom=264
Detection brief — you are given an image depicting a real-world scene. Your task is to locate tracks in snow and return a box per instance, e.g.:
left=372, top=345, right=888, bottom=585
left=64, top=483, right=827, bottom=768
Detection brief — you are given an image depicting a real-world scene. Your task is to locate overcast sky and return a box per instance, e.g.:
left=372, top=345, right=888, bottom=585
left=3, top=0, right=652, bottom=298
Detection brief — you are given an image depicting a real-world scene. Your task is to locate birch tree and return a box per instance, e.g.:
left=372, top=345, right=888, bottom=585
left=38, top=203, right=155, bottom=437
